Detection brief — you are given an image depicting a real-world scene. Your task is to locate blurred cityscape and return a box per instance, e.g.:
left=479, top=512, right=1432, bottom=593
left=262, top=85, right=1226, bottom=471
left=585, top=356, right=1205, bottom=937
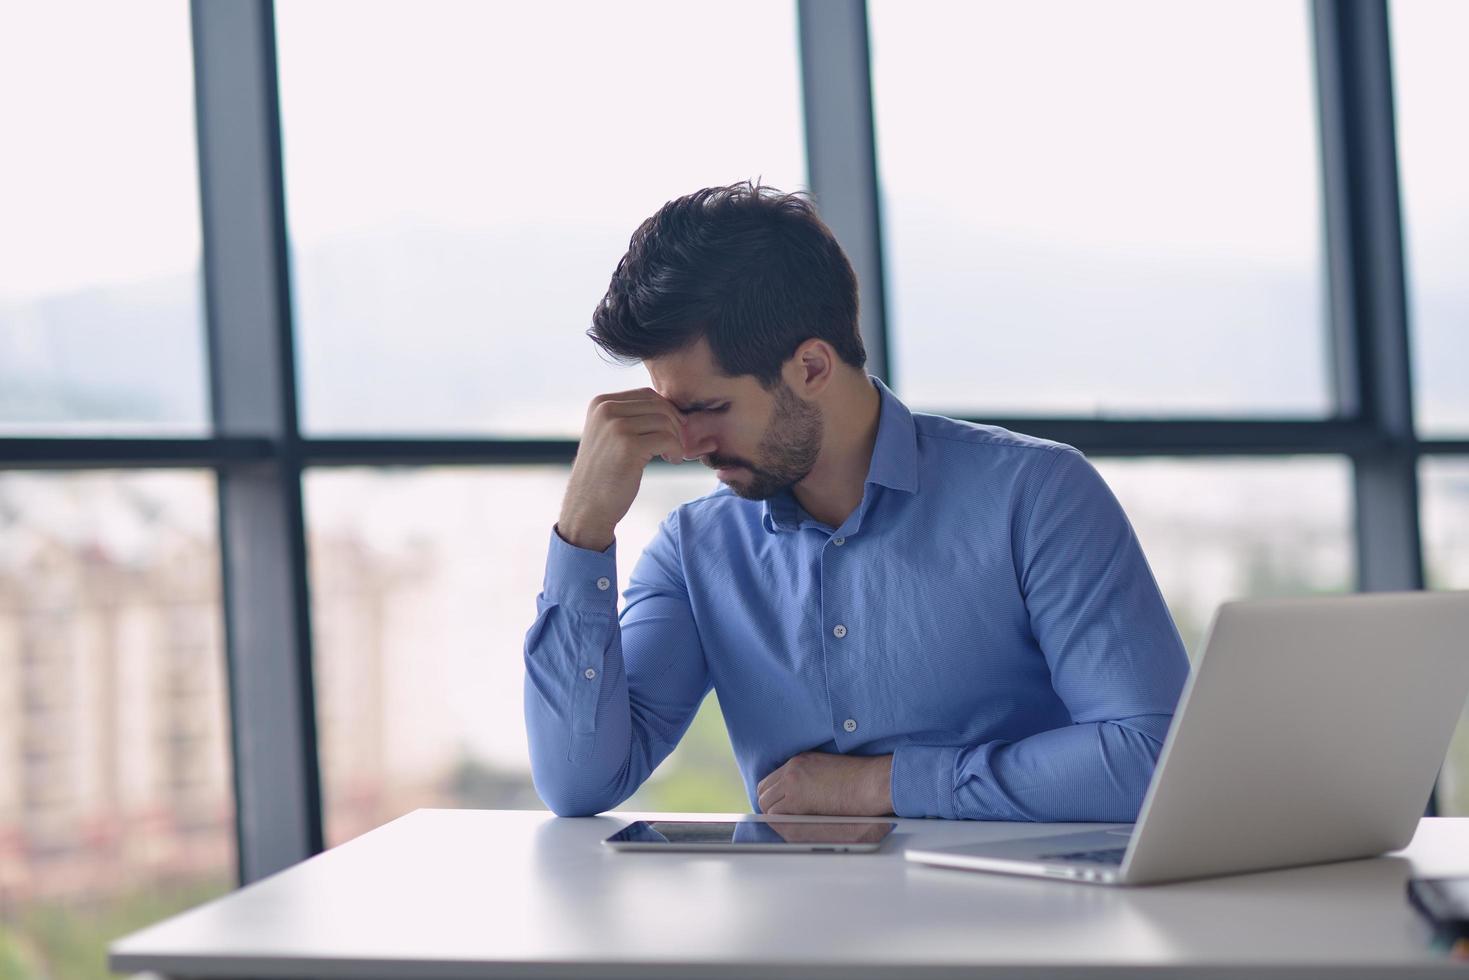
left=1, top=452, right=1465, bottom=977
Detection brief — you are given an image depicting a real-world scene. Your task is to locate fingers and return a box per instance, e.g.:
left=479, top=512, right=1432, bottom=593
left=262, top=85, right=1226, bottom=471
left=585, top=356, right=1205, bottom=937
left=589, top=388, right=719, bottom=465
left=763, top=764, right=799, bottom=811
left=636, top=430, right=686, bottom=465
left=596, top=410, right=680, bottom=463
left=602, top=401, right=687, bottom=436
left=757, top=768, right=785, bottom=813
left=603, top=404, right=688, bottom=464
left=626, top=416, right=715, bottom=465
left=621, top=413, right=681, bottom=439
left=595, top=386, right=678, bottom=406
left=593, top=388, right=687, bottom=430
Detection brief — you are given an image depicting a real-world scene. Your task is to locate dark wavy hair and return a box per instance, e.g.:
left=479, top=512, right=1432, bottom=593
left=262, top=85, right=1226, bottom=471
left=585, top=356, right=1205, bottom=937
left=588, top=180, right=866, bottom=388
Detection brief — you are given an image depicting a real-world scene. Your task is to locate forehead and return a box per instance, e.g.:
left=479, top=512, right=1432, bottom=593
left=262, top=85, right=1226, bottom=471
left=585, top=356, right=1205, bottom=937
left=645, top=339, right=748, bottom=408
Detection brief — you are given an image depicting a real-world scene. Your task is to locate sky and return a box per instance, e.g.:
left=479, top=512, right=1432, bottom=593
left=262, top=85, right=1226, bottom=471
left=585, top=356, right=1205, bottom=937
left=0, top=1, right=200, bottom=303
left=3, top=0, right=1463, bottom=431
left=2, top=0, right=1462, bottom=294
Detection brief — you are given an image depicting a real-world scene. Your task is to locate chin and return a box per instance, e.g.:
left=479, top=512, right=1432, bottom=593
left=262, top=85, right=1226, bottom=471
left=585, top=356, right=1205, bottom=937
left=728, top=478, right=788, bottom=503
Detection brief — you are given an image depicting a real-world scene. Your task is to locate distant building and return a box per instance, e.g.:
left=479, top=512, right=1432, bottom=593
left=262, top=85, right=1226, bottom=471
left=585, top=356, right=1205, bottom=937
left=0, top=480, right=433, bottom=905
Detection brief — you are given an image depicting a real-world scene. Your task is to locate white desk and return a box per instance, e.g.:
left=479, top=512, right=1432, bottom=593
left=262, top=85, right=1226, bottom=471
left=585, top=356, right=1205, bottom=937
left=111, top=809, right=1469, bottom=978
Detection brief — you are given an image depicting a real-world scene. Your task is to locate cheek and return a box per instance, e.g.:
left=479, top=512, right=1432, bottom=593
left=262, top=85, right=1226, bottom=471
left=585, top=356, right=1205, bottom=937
left=725, top=420, right=764, bottom=454
left=698, top=413, right=763, bottom=457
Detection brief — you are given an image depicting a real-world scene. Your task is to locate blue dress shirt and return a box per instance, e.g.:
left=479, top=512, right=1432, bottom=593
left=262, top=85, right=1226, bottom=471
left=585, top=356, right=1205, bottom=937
left=524, top=377, right=1189, bottom=821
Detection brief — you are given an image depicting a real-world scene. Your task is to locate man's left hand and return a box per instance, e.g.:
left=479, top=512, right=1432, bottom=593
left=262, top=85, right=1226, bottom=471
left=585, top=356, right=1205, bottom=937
left=756, top=752, right=894, bottom=816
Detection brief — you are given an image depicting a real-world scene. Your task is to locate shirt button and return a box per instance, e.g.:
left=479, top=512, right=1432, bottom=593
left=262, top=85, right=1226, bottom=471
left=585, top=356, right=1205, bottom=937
left=832, top=537, right=846, bottom=546
left=596, top=576, right=611, bottom=591
left=584, top=668, right=597, bottom=679
left=843, top=718, right=858, bottom=733
left=832, top=624, right=847, bottom=639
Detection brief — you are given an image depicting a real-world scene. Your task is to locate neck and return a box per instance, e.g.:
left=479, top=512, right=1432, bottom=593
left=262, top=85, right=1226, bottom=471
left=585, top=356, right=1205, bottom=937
left=792, top=375, right=882, bottom=529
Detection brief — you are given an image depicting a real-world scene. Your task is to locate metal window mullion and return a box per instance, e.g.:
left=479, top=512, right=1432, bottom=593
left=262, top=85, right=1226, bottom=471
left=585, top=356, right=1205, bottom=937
left=1313, top=0, right=1423, bottom=594
left=797, top=0, right=891, bottom=384
left=192, top=0, right=323, bottom=883
left=288, top=419, right=1380, bottom=468
left=0, top=437, right=273, bottom=468
left=1314, top=0, right=1432, bottom=814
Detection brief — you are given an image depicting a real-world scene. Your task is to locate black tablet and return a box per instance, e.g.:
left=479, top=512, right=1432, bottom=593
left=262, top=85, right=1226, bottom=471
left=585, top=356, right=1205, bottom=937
left=603, top=819, right=896, bottom=852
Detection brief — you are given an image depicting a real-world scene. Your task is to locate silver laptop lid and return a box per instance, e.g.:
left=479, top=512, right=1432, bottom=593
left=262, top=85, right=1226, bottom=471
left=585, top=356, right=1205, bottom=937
left=1120, top=590, right=1469, bottom=884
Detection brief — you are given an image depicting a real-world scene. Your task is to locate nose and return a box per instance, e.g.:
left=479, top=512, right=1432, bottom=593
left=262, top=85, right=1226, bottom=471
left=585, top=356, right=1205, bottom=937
left=680, top=419, right=718, bottom=462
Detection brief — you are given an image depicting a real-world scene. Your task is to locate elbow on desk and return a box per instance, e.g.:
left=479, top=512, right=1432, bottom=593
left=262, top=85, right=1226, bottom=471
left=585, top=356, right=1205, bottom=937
left=531, top=774, right=620, bottom=818
left=543, top=798, right=609, bottom=818
left=525, top=745, right=633, bottom=817
left=527, top=733, right=646, bottom=817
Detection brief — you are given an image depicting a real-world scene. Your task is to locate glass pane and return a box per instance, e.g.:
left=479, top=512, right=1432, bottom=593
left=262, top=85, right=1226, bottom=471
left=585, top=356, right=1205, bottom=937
left=276, top=1, right=807, bottom=437
left=0, top=471, right=233, bottom=979
left=307, top=455, right=1352, bottom=840
left=1422, top=458, right=1469, bottom=814
left=870, top=0, right=1328, bottom=419
left=1092, top=457, right=1353, bottom=657
left=1392, top=1, right=1469, bottom=436
left=305, top=464, right=747, bottom=845
left=0, top=3, right=207, bottom=435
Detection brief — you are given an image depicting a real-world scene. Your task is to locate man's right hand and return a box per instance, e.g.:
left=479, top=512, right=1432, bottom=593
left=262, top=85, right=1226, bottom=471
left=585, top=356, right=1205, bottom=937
left=557, top=388, right=712, bottom=552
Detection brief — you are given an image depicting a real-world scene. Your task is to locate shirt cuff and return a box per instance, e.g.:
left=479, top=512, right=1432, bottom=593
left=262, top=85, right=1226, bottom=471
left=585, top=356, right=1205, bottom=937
left=542, top=524, right=619, bottom=610
left=890, top=744, right=958, bottom=819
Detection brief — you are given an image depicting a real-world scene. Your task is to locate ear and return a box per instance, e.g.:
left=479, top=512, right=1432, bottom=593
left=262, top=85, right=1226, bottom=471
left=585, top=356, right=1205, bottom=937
left=782, top=339, right=834, bottom=398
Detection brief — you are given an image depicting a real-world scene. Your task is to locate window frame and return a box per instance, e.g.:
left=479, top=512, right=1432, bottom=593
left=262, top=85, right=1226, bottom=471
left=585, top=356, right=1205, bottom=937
left=0, top=0, right=1460, bottom=883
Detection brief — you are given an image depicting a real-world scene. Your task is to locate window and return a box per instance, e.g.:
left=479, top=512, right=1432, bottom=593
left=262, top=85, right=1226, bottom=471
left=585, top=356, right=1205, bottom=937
left=302, top=454, right=1354, bottom=841
left=0, top=3, right=206, bottom=434
left=869, top=0, right=1328, bottom=419
left=275, top=0, right=807, bottom=437
left=3, top=0, right=1458, bottom=923
left=305, top=464, right=745, bottom=845
left=0, top=471, right=233, bottom=978
left=1391, top=0, right=1469, bottom=436
left=1422, top=458, right=1469, bottom=815
left=1095, top=457, right=1353, bottom=654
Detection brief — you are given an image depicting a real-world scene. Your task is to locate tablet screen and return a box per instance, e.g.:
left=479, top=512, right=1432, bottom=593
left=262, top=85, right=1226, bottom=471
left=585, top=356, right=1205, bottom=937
left=605, top=820, right=894, bottom=846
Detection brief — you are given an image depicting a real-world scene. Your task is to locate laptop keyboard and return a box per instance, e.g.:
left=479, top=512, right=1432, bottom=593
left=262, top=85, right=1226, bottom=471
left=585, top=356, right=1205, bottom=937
left=1040, top=846, right=1127, bottom=865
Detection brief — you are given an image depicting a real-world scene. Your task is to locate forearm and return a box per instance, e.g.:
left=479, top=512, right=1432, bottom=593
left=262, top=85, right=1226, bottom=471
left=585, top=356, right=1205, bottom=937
left=523, top=524, right=708, bottom=816
left=523, top=596, right=641, bottom=816
left=891, top=715, right=1172, bottom=822
left=872, top=754, right=895, bottom=815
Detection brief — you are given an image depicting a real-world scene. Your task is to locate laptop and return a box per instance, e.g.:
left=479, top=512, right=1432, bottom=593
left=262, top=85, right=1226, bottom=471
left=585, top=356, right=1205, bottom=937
left=904, top=590, right=1469, bottom=886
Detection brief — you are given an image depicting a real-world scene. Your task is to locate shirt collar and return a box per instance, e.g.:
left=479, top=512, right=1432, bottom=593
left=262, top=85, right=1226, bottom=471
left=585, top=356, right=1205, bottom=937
left=762, top=375, right=918, bottom=534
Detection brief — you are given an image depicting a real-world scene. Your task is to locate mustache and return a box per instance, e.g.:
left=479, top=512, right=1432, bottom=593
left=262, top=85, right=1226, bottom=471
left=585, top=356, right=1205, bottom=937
left=704, top=456, right=751, bottom=470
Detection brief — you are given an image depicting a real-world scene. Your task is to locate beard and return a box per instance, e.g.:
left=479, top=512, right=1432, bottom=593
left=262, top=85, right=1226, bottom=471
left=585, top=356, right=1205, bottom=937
left=707, top=382, right=823, bottom=501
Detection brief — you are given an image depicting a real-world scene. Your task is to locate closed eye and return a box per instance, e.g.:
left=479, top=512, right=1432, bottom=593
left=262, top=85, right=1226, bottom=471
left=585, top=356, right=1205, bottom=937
left=679, top=401, right=732, bottom=414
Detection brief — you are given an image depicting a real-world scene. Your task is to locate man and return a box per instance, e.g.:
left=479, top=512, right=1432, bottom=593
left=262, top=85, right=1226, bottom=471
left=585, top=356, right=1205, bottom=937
left=523, top=181, right=1189, bottom=821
